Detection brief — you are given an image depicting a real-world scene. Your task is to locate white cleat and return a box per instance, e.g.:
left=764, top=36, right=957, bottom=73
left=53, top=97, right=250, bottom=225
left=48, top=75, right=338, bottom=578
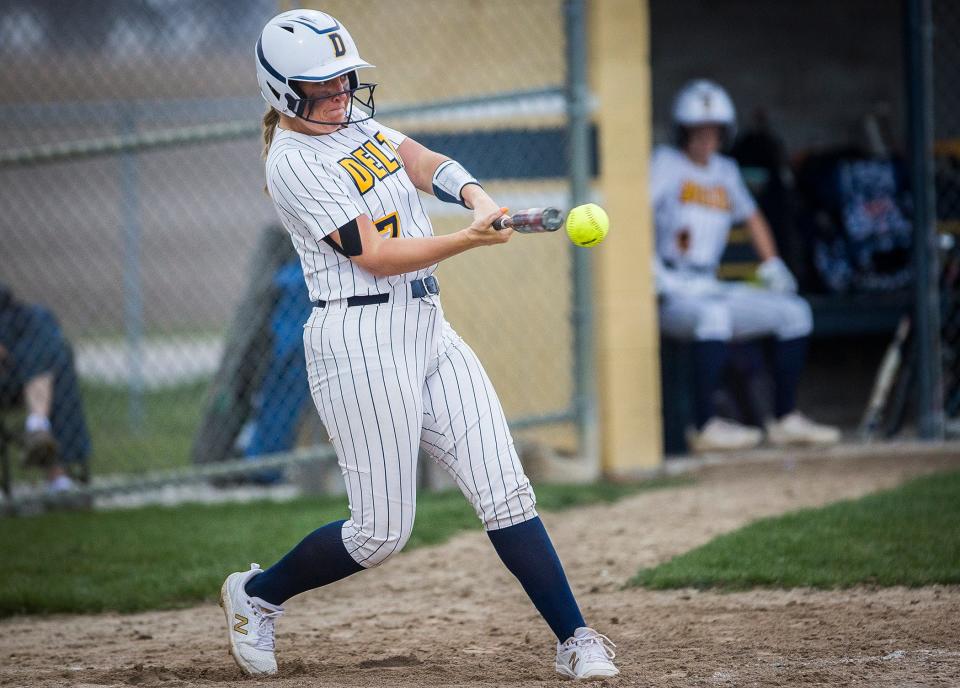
left=766, top=411, right=841, bottom=447
left=686, top=417, right=763, bottom=453
left=219, top=563, right=283, bottom=676
left=555, top=627, right=619, bottom=680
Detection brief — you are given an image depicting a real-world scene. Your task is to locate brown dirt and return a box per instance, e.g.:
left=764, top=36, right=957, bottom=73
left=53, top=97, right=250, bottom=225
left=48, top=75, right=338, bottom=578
left=2, top=452, right=959, bottom=687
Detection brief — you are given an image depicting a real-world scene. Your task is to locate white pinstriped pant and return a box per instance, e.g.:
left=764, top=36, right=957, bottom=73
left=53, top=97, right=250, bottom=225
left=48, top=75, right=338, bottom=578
left=303, top=285, right=537, bottom=568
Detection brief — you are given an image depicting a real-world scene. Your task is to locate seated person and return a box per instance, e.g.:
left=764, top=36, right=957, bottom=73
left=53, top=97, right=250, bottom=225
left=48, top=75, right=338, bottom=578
left=652, top=80, right=840, bottom=453
left=0, top=284, right=91, bottom=492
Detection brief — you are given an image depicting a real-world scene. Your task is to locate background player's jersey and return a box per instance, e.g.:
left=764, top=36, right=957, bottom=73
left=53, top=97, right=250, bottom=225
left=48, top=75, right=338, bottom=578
left=265, top=118, right=435, bottom=303
left=650, top=145, right=756, bottom=271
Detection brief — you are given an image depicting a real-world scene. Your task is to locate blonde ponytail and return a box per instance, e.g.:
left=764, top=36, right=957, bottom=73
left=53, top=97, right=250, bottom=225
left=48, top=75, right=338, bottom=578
left=262, top=107, right=281, bottom=195
left=262, top=107, right=281, bottom=159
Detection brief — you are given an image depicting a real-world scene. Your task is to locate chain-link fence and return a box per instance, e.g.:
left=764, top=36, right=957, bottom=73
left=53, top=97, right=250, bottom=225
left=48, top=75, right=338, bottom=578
left=933, top=0, right=960, bottom=433
left=0, top=0, right=587, bottom=504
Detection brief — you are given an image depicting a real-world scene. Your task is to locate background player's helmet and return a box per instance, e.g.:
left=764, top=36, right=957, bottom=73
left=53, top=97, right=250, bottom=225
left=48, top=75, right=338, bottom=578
left=255, top=10, right=376, bottom=125
left=671, top=79, right=737, bottom=147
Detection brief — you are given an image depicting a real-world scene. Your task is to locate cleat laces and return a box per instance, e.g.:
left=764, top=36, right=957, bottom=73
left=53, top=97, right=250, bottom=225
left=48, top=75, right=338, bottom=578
left=570, top=630, right=616, bottom=663
left=252, top=607, right=283, bottom=652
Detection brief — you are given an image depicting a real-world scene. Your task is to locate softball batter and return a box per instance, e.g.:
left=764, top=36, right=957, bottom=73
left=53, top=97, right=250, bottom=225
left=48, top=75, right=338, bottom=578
left=219, top=10, right=617, bottom=680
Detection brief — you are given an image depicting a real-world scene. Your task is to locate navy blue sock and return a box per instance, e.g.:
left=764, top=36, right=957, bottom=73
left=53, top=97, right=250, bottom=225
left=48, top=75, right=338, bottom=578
left=244, top=519, right=363, bottom=606
left=693, top=340, right=730, bottom=428
left=487, top=517, right=585, bottom=643
left=772, top=337, right=808, bottom=418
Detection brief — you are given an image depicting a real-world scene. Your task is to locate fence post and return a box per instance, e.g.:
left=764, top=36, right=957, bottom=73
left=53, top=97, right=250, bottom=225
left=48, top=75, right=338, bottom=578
left=905, top=0, right=944, bottom=439
left=566, top=0, right=598, bottom=470
left=122, top=105, right=145, bottom=432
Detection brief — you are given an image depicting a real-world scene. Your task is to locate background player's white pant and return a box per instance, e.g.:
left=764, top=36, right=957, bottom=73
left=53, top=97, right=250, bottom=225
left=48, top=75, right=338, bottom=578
left=304, top=285, right=537, bottom=569
left=659, top=281, right=813, bottom=342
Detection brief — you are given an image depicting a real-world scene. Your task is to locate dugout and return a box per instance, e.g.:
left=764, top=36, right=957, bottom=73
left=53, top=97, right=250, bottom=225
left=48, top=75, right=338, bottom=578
left=649, top=0, right=954, bottom=452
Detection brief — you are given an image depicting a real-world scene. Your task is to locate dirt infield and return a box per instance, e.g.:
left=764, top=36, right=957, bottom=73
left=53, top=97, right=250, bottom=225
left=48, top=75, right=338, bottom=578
left=2, top=452, right=959, bottom=687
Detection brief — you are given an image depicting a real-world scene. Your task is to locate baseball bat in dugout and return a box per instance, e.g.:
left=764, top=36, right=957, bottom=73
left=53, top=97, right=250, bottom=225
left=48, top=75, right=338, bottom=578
left=492, top=207, right=565, bottom=233
left=858, top=314, right=911, bottom=441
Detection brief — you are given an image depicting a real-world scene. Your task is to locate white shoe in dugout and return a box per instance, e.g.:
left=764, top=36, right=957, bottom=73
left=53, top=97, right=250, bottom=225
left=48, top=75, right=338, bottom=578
left=766, top=411, right=841, bottom=447
left=555, top=627, right=619, bottom=680
left=686, top=417, right=763, bottom=453
left=219, top=563, right=283, bottom=676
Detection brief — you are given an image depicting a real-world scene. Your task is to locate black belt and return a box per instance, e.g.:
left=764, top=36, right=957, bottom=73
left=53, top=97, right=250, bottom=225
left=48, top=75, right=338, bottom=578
left=313, top=276, right=439, bottom=309
left=662, top=260, right=716, bottom=274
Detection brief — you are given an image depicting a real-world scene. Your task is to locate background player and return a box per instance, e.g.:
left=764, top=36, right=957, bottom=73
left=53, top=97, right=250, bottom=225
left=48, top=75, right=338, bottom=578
left=219, top=10, right=617, bottom=681
left=0, top=283, right=91, bottom=492
left=652, top=79, right=840, bottom=453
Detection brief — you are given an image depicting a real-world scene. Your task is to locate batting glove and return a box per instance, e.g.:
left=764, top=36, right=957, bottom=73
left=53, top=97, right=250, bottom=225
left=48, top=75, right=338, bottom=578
left=757, top=256, right=798, bottom=293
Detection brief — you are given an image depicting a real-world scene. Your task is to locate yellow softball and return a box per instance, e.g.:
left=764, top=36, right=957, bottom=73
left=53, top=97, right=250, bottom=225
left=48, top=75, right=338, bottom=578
left=565, top=203, right=609, bottom=247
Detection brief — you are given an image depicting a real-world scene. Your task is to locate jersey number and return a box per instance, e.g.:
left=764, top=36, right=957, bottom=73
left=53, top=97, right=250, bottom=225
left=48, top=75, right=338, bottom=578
left=329, top=33, right=346, bottom=57
left=375, top=212, right=400, bottom=238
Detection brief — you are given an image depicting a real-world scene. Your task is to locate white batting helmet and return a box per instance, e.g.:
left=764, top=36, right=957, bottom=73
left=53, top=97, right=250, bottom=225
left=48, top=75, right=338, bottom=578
left=255, top=10, right=376, bottom=124
left=672, top=79, right=737, bottom=143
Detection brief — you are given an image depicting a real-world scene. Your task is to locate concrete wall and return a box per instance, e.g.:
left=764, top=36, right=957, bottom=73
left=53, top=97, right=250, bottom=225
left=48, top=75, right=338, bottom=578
left=650, top=0, right=905, bottom=153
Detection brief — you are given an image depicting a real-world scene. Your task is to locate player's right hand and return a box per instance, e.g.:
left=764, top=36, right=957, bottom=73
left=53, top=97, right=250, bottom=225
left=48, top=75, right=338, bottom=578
left=464, top=207, right=513, bottom=247
left=757, top=256, right=798, bottom=293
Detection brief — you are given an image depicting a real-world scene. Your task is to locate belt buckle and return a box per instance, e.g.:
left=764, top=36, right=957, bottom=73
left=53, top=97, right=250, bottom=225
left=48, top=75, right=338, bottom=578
left=423, top=275, right=440, bottom=296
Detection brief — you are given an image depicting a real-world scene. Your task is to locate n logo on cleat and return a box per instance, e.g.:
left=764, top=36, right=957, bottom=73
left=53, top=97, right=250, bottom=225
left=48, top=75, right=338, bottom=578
left=569, top=655, right=579, bottom=672
left=233, top=613, right=249, bottom=635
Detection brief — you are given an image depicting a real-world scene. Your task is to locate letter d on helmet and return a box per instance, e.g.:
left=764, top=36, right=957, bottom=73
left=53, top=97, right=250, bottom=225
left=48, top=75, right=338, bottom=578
left=255, top=10, right=376, bottom=123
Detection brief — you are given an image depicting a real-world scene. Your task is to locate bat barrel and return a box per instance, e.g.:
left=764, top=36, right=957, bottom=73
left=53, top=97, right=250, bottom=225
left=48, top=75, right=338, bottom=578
left=496, top=207, right=565, bottom=233
left=538, top=207, right=565, bottom=231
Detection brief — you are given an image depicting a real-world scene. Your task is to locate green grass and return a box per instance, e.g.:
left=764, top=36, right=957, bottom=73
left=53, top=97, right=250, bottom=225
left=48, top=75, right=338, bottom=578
left=82, top=382, right=207, bottom=473
left=0, top=476, right=689, bottom=617
left=630, top=469, right=960, bottom=591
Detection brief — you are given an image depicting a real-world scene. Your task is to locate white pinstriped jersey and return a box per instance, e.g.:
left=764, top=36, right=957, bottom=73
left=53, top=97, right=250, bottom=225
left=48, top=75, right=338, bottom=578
left=265, top=118, right=435, bottom=302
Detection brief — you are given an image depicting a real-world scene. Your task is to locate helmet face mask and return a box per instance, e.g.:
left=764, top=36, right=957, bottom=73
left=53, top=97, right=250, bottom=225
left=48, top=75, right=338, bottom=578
left=255, top=10, right=376, bottom=126
left=675, top=123, right=729, bottom=151
left=287, top=80, right=377, bottom=126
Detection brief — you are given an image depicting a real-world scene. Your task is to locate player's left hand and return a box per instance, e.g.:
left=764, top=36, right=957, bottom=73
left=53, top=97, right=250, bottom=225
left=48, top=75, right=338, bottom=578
left=757, top=256, right=798, bottom=293
left=471, top=197, right=501, bottom=222
left=463, top=185, right=507, bottom=228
